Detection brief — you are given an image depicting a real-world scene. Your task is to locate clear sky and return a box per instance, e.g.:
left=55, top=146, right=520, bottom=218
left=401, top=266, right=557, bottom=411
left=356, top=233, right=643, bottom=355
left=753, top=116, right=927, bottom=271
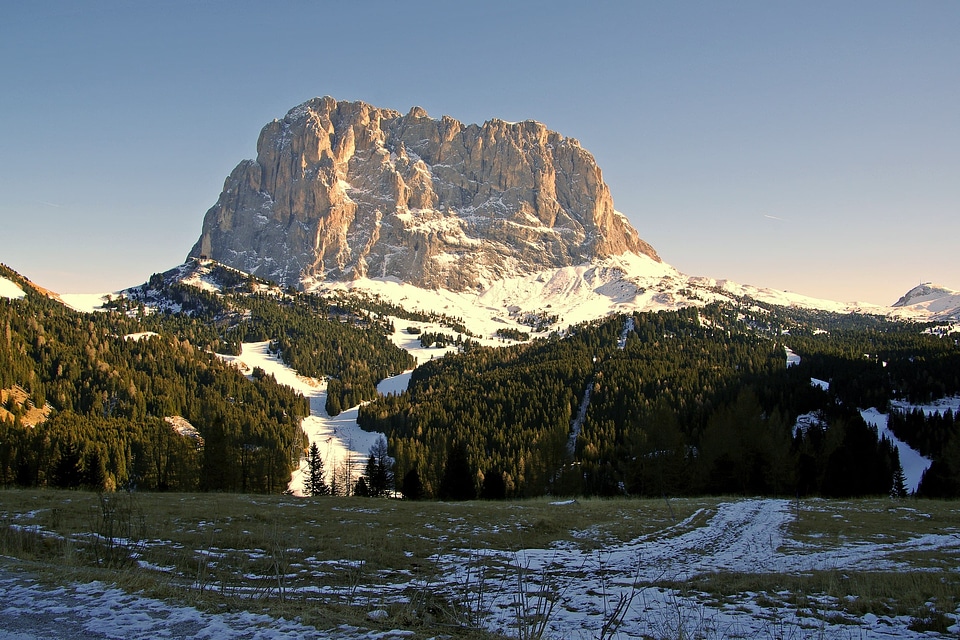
left=2, top=1, right=958, bottom=305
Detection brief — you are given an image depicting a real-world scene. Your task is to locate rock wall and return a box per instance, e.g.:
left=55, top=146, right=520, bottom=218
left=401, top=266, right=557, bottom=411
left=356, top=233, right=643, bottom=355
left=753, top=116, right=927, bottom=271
left=189, top=97, right=659, bottom=290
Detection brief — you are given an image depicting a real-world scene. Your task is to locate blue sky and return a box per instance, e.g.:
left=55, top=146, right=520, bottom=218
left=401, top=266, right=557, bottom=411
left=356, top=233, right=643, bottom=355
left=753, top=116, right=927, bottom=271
left=2, top=1, right=958, bottom=305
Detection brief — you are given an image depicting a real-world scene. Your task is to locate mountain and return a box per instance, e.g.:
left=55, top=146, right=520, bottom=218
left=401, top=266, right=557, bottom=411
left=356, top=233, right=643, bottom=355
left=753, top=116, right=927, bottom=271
left=891, top=283, right=960, bottom=321
left=189, top=97, right=658, bottom=291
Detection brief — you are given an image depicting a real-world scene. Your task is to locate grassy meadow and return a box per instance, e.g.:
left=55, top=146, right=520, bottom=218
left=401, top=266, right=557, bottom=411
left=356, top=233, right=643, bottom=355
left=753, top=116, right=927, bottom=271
left=1, top=490, right=959, bottom=639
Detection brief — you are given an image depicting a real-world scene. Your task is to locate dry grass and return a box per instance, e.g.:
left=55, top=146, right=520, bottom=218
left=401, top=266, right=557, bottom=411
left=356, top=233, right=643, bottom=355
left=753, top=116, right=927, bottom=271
left=0, top=385, right=51, bottom=426
left=0, top=490, right=703, bottom=639
left=1, top=490, right=958, bottom=639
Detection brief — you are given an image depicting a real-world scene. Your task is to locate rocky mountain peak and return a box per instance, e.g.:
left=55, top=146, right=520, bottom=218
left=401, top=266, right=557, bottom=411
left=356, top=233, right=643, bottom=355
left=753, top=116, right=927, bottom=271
left=189, top=97, right=659, bottom=290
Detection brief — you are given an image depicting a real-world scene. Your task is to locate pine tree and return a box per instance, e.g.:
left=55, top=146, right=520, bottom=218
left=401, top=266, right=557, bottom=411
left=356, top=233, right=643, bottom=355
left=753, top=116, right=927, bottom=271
left=368, top=436, right=392, bottom=497
left=363, top=454, right=379, bottom=497
left=440, top=441, right=475, bottom=500
left=354, top=476, right=370, bottom=497
left=401, top=468, right=424, bottom=500
left=480, top=469, right=507, bottom=499
left=307, top=442, right=329, bottom=496
left=891, top=461, right=908, bottom=499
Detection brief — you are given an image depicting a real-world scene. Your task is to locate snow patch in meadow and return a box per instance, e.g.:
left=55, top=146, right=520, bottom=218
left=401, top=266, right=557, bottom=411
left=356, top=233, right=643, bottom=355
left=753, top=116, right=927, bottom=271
left=430, top=498, right=960, bottom=639
left=0, top=567, right=391, bottom=640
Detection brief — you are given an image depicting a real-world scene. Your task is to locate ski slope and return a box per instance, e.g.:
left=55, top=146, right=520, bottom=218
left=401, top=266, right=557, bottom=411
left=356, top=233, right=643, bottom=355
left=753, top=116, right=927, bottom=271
left=219, top=342, right=389, bottom=496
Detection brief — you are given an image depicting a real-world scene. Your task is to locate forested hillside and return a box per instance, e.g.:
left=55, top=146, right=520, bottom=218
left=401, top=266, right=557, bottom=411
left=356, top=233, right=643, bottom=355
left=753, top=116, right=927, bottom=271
left=123, top=262, right=416, bottom=414
left=360, top=303, right=960, bottom=499
left=0, top=261, right=424, bottom=493
left=1, top=267, right=283, bottom=491
left=4, top=259, right=959, bottom=499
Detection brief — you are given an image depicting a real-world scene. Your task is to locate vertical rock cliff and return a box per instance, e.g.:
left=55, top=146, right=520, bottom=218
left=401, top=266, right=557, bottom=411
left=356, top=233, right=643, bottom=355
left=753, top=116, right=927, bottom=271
left=189, top=97, right=659, bottom=290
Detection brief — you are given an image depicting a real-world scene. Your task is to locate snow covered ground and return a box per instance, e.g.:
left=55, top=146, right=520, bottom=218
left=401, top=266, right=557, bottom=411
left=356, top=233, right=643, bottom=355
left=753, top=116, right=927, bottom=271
left=3, top=497, right=958, bottom=639
left=0, top=565, right=403, bottom=640
left=58, top=292, right=112, bottom=313
left=0, top=276, right=25, bottom=300
left=431, top=499, right=960, bottom=639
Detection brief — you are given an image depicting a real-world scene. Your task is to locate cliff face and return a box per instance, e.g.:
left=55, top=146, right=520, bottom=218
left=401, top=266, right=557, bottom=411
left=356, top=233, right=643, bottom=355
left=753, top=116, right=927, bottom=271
left=189, top=97, right=659, bottom=290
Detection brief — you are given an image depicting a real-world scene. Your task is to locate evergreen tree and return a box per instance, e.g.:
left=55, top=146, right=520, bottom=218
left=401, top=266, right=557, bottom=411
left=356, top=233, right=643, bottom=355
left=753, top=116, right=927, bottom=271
left=83, top=448, right=106, bottom=491
left=52, top=441, right=83, bottom=489
left=307, top=442, right=329, bottom=496
left=480, top=469, right=507, bottom=500
left=368, top=436, right=392, bottom=497
left=401, top=467, right=424, bottom=500
left=891, top=456, right=908, bottom=499
left=354, top=476, right=370, bottom=497
left=440, top=441, right=475, bottom=500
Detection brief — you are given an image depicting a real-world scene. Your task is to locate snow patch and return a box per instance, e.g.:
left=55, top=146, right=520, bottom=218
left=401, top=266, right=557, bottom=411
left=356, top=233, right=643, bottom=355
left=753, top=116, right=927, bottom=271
left=123, top=331, right=159, bottom=341
left=0, top=276, right=25, bottom=300
left=860, top=408, right=931, bottom=493
left=59, top=292, right=113, bottom=313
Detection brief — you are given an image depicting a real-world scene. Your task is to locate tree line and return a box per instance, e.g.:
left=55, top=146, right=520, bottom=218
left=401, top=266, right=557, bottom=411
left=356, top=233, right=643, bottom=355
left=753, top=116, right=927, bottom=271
left=360, top=304, right=956, bottom=499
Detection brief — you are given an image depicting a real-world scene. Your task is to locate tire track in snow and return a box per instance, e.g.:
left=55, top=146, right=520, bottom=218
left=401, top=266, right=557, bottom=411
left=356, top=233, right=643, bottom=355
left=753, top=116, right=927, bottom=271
left=624, top=499, right=790, bottom=580
left=434, top=499, right=794, bottom=638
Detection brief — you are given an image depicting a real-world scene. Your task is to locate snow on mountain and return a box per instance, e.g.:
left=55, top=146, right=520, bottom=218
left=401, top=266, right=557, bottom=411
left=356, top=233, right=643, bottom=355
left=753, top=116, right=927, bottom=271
left=686, top=275, right=881, bottom=314
left=890, top=282, right=960, bottom=320
left=1, top=271, right=113, bottom=312
left=58, top=292, right=113, bottom=313
left=307, top=251, right=912, bottom=340
left=0, top=276, right=25, bottom=300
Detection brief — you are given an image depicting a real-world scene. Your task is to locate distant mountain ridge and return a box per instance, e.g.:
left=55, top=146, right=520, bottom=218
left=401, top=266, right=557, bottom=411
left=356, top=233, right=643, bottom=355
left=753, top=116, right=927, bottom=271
left=189, top=97, right=657, bottom=291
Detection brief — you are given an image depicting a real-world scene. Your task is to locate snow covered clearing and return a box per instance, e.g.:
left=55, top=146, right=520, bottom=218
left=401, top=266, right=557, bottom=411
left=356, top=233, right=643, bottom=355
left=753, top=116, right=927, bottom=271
left=218, top=342, right=393, bottom=496
left=429, top=499, right=960, bottom=639
left=58, top=292, right=112, bottom=313
left=0, top=276, right=25, bottom=300
left=861, top=408, right=932, bottom=493
left=123, top=331, right=159, bottom=341
left=858, top=396, right=960, bottom=494
left=892, top=395, right=960, bottom=417
left=811, top=377, right=830, bottom=391
left=784, top=345, right=801, bottom=367
left=384, top=317, right=462, bottom=363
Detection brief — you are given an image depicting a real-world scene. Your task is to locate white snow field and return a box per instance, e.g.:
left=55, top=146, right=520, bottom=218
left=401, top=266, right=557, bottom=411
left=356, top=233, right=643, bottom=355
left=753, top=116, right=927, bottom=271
left=58, top=292, right=112, bottom=313
left=0, top=276, right=26, bottom=300
left=0, top=565, right=402, bottom=640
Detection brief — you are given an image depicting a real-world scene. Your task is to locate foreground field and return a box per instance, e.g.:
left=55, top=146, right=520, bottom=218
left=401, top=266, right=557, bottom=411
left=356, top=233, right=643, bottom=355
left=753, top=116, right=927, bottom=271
left=1, top=491, right=959, bottom=639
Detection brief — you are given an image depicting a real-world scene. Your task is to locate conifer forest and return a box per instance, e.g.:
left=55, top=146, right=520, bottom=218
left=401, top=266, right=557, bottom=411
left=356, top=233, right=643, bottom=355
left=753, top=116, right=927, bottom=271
left=2, top=263, right=959, bottom=499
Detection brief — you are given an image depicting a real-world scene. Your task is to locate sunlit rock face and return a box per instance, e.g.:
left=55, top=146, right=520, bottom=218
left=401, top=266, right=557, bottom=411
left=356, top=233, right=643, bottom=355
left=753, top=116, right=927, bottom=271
left=190, top=97, right=659, bottom=290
